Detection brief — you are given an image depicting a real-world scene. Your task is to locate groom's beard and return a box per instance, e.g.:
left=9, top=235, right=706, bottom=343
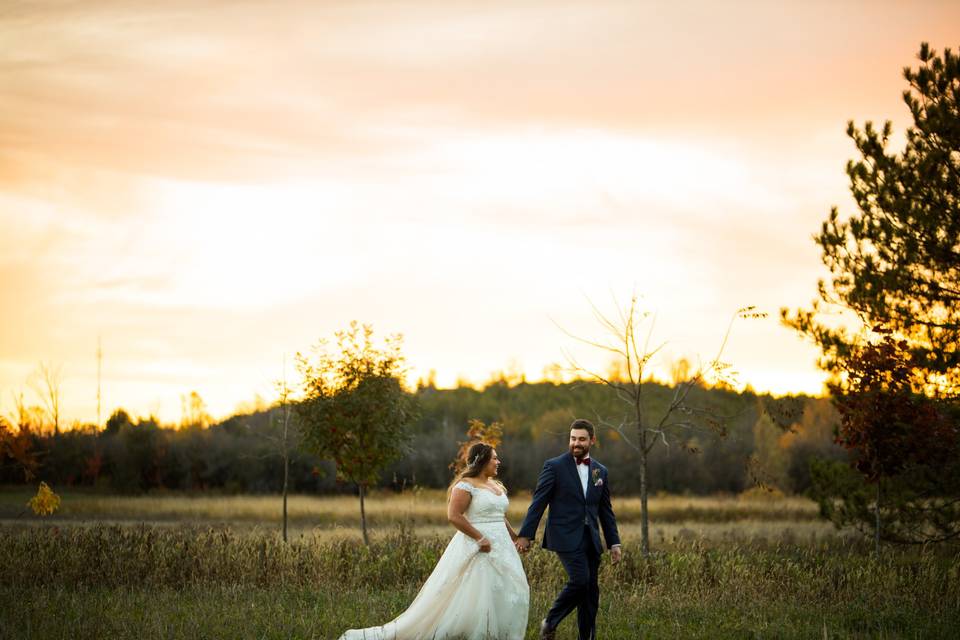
left=570, top=445, right=590, bottom=459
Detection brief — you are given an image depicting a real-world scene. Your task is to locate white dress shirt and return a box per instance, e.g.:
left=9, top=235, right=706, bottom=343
left=576, top=459, right=589, bottom=497
left=578, top=457, right=621, bottom=550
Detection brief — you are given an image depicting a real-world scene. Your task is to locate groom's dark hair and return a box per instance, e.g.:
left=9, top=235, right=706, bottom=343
left=570, top=418, right=595, bottom=438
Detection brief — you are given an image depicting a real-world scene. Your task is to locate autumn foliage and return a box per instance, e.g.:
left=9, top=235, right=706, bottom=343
left=449, top=418, right=503, bottom=475
left=295, top=321, right=419, bottom=544
left=812, top=335, right=960, bottom=544
left=0, top=415, right=37, bottom=481
left=296, top=322, right=419, bottom=489
left=829, top=336, right=957, bottom=482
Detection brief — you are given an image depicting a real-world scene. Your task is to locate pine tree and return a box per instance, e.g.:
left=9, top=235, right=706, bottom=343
left=786, top=43, right=960, bottom=546
left=783, top=43, right=959, bottom=395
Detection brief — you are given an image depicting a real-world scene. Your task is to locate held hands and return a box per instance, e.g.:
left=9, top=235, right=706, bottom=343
left=515, top=536, right=531, bottom=553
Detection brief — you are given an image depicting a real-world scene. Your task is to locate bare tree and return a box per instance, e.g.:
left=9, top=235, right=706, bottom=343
left=560, top=294, right=763, bottom=556
left=32, top=362, right=63, bottom=436
left=10, top=391, right=46, bottom=439
left=243, top=358, right=300, bottom=542
left=11, top=391, right=30, bottom=431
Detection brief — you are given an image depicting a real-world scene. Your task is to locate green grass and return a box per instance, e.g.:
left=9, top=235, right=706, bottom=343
left=5, top=582, right=956, bottom=640
left=2, top=523, right=958, bottom=639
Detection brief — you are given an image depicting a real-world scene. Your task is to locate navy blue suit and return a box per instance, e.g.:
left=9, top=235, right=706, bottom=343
left=519, top=453, right=620, bottom=639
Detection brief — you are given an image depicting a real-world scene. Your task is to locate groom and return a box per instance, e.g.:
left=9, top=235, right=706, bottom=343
left=517, top=419, right=622, bottom=640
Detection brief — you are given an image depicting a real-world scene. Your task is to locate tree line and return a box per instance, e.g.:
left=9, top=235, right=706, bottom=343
left=0, top=379, right=843, bottom=498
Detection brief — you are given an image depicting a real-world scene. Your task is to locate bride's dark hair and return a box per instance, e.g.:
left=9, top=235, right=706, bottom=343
left=447, top=442, right=505, bottom=497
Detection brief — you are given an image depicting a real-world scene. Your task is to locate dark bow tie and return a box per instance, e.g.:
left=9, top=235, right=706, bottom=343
left=577, top=457, right=591, bottom=466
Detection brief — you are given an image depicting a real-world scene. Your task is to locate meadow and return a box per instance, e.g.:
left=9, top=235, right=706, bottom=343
left=1, top=488, right=958, bottom=639
left=0, top=487, right=822, bottom=530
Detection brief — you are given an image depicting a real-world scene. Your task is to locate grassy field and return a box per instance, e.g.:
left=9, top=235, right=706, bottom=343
left=2, top=489, right=958, bottom=639
left=0, top=486, right=823, bottom=530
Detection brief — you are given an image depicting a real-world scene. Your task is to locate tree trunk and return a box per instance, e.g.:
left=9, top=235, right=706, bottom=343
left=281, top=398, right=291, bottom=543
left=637, top=395, right=650, bottom=557
left=359, top=483, right=370, bottom=545
left=640, top=446, right=649, bottom=557
left=875, top=480, right=881, bottom=556
left=282, top=448, right=289, bottom=543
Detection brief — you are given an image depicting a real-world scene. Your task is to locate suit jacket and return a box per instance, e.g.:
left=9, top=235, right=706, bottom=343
left=518, top=452, right=621, bottom=554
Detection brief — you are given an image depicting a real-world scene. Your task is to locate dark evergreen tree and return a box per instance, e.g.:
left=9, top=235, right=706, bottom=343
left=783, top=43, right=959, bottom=392
left=810, top=337, right=959, bottom=550
left=785, top=43, right=960, bottom=546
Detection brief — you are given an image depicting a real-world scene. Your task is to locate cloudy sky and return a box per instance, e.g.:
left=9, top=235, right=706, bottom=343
left=2, top=0, right=958, bottom=425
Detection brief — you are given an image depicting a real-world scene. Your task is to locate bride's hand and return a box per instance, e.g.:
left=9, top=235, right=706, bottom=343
left=476, top=537, right=492, bottom=553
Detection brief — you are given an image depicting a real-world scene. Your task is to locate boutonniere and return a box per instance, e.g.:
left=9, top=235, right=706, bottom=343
left=592, top=468, right=603, bottom=487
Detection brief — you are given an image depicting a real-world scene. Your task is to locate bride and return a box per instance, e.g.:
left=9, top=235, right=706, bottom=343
left=338, top=442, right=530, bottom=640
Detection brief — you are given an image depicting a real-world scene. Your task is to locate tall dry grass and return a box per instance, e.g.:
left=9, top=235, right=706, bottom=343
left=0, top=488, right=820, bottom=526
left=1, top=523, right=958, bottom=639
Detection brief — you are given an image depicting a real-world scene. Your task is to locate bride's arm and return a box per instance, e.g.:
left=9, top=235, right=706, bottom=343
left=504, top=517, right=518, bottom=542
left=447, top=487, right=492, bottom=552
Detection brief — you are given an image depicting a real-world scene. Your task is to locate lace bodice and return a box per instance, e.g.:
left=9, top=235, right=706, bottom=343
left=454, top=480, right=509, bottom=523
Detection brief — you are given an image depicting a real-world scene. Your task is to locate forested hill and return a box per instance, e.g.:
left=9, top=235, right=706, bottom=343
left=3, top=381, right=844, bottom=496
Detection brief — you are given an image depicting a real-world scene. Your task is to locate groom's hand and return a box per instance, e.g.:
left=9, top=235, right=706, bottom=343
left=610, top=545, right=622, bottom=564
left=515, top=536, right=531, bottom=553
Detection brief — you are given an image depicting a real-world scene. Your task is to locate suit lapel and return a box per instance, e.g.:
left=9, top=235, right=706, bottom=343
left=565, top=454, right=585, bottom=502
left=585, top=459, right=597, bottom=502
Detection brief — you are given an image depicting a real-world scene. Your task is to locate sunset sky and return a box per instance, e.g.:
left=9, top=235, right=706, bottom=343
left=2, top=1, right=958, bottom=425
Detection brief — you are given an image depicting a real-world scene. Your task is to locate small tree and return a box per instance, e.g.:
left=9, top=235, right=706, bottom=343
left=3, top=407, right=60, bottom=517
left=250, top=361, right=300, bottom=543
left=32, top=362, right=63, bottom=436
left=295, top=322, right=419, bottom=545
left=810, top=336, right=959, bottom=551
left=562, top=294, right=762, bottom=556
left=0, top=413, right=37, bottom=481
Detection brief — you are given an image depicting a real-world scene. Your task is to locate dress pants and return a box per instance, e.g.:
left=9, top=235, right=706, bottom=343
left=545, top=525, right=600, bottom=640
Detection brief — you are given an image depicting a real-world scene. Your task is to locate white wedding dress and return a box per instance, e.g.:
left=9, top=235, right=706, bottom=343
left=338, top=481, right=529, bottom=640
